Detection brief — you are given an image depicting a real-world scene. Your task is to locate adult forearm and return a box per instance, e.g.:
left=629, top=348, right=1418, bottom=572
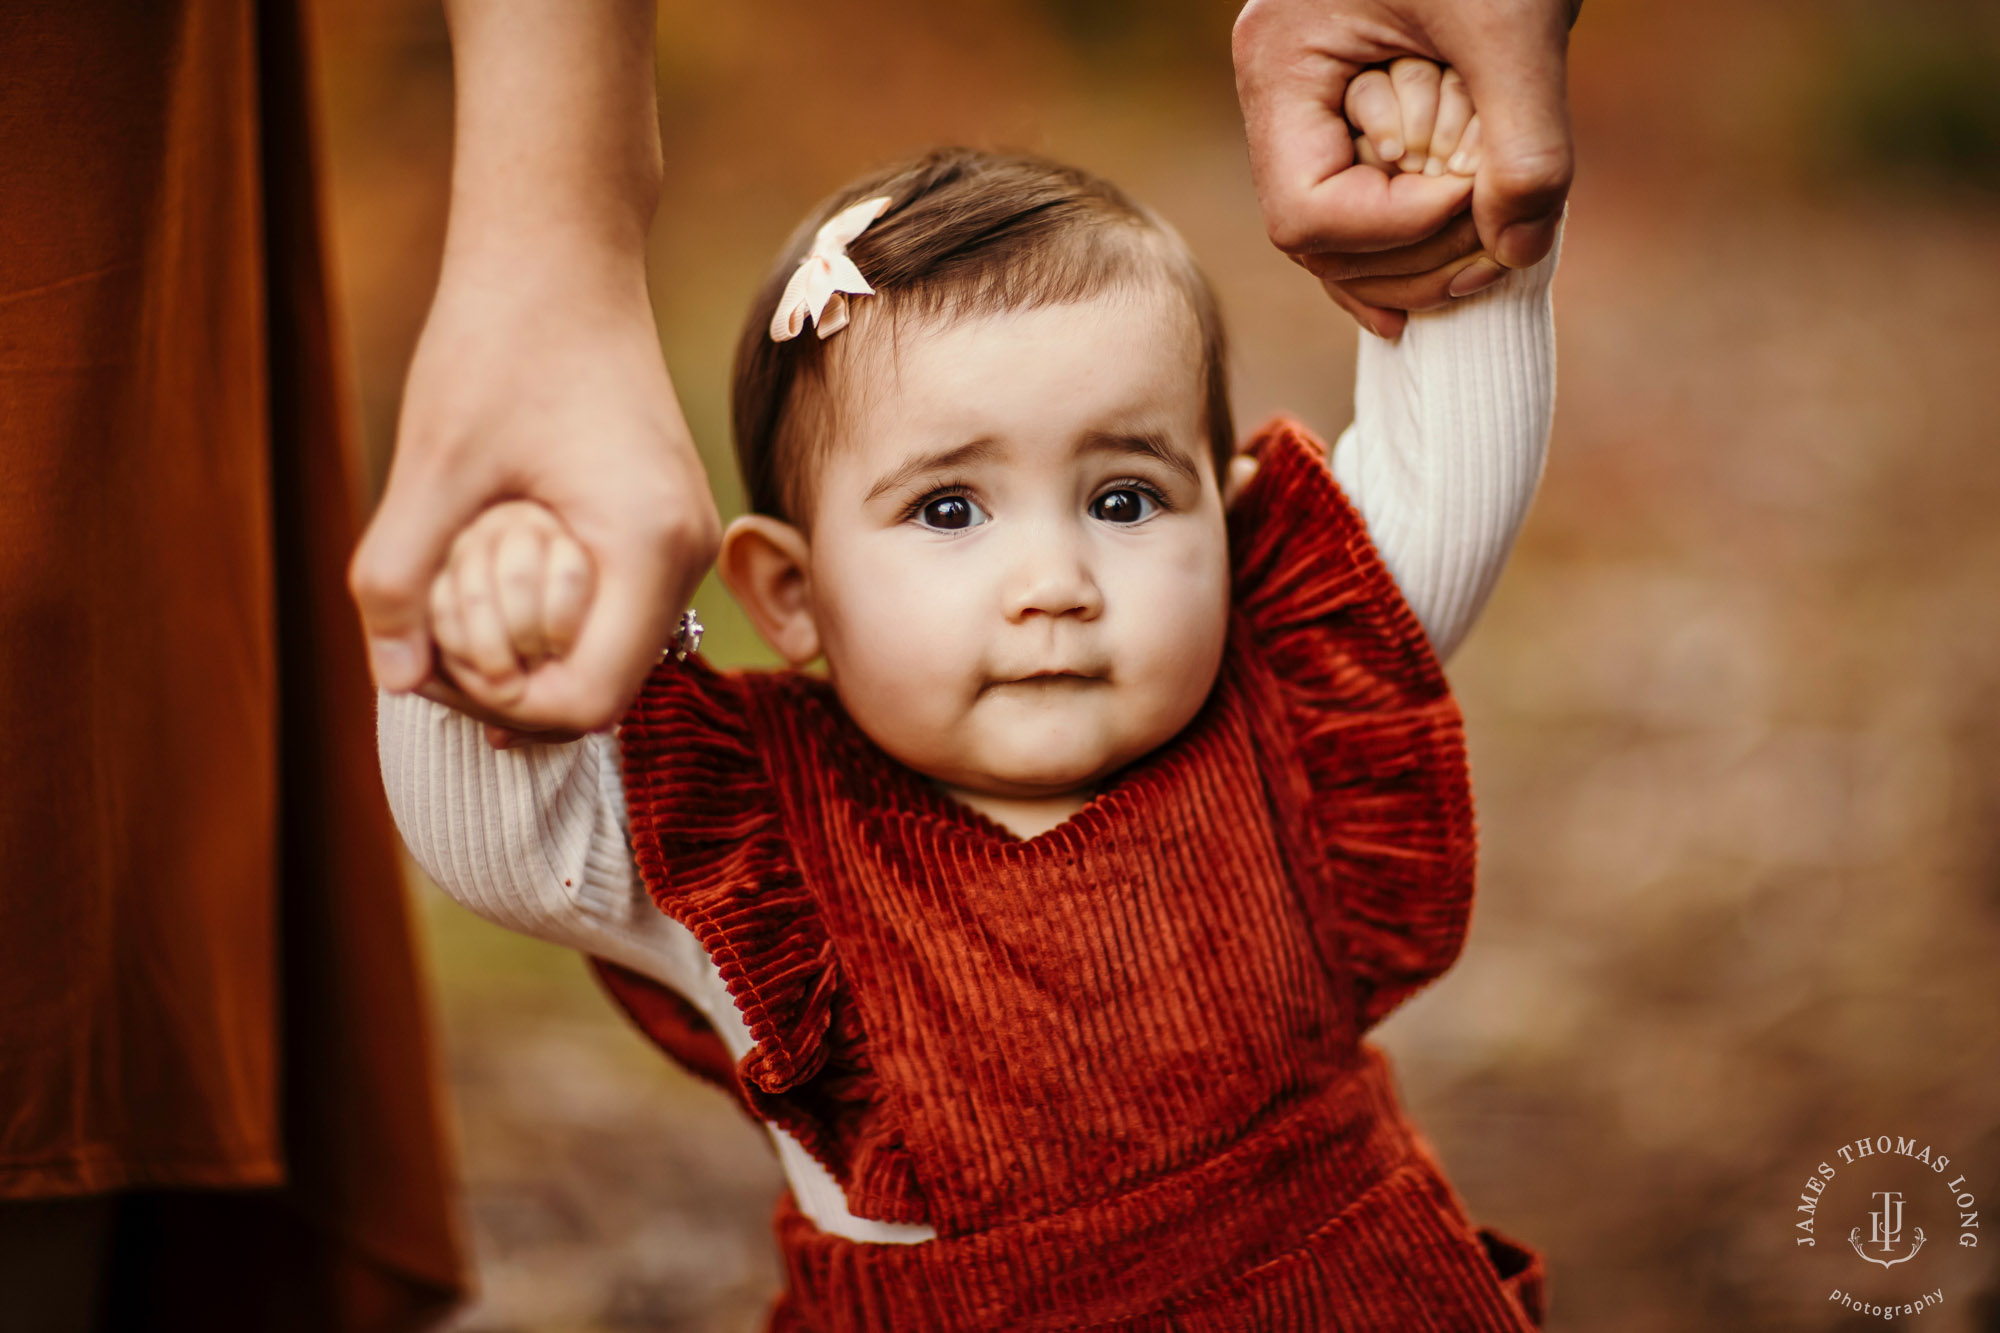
left=354, top=0, right=716, bottom=735
left=440, top=0, right=662, bottom=278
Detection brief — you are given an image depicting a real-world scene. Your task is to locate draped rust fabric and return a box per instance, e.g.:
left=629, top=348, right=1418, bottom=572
left=596, top=422, right=1546, bottom=1331
left=0, top=0, right=464, bottom=1323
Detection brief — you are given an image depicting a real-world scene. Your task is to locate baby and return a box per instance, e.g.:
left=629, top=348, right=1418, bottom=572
left=384, top=59, right=1557, bottom=1332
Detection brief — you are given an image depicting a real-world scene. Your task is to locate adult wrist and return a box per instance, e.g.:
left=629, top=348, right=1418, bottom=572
left=441, top=154, right=659, bottom=274
left=435, top=203, right=658, bottom=315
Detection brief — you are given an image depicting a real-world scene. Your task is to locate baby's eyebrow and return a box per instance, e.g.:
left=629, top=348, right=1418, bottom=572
left=1078, top=428, right=1200, bottom=485
left=863, top=439, right=999, bottom=504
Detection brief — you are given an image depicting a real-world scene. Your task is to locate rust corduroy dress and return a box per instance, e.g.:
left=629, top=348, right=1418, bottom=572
left=596, top=422, right=1543, bottom=1331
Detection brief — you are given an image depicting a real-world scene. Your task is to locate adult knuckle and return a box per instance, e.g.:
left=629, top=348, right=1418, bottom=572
left=1264, top=208, right=1325, bottom=257
left=347, top=547, right=407, bottom=610
left=1424, top=220, right=1483, bottom=265
left=658, top=499, right=723, bottom=568
left=1231, top=1, right=1274, bottom=56
left=1308, top=253, right=1361, bottom=282
left=617, top=471, right=716, bottom=542
left=1490, top=143, right=1574, bottom=201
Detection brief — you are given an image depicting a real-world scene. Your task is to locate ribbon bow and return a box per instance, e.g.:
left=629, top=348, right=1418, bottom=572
left=768, top=195, right=894, bottom=342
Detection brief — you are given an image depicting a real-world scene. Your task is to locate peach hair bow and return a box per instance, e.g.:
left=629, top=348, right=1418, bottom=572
left=768, top=195, right=894, bottom=342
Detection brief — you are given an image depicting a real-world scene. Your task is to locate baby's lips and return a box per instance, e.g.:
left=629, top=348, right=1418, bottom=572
left=984, top=667, right=1111, bottom=690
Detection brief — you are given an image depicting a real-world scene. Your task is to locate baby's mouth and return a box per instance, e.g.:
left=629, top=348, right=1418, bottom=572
left=981, top=670, right=1106, bottom=696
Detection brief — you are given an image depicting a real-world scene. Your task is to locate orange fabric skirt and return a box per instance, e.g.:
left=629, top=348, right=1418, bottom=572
left=0, top=0, right=463, bottom=1323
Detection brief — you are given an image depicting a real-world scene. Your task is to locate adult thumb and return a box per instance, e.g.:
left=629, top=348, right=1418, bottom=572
left=348, top=466, right=470, bottom=692
left=1452, top=2, right=1576, bottom=269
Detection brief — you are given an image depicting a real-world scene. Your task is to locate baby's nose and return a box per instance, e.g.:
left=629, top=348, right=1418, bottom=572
left=1004, top=527, right=1104, bottom=622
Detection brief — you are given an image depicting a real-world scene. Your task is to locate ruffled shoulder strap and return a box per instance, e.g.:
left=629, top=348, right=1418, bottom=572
left=610, top=656, right=926, bottom=1223
left=1227, top=417, right=1477, bottom=1032
left=618, top=655, right=841, bottom=1096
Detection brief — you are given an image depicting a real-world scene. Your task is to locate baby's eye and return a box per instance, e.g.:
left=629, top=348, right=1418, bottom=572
left=916, top=493, right=989, bottom=531
left=1089, top=487, right=1160, bottom=525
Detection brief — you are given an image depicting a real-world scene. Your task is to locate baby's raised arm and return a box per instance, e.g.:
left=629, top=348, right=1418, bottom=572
left=376, top=501, right=710, bottom=996
left=1325, top=58, right=1559, bottom=661
left=378, top=505, right=933, bottom=1241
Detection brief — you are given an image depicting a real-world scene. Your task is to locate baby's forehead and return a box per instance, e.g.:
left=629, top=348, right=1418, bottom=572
left=830, top=284, right=1206, bottom=421
left=798, top=291, right=1211, bottom=502
left=769, top=259, right=1221, bottom=527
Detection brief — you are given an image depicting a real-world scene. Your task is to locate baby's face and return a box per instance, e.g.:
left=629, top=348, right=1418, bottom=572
left=803, top=290, right=1231, bottom=804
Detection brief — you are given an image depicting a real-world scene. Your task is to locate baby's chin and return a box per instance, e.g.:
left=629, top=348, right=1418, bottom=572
left=902, top=714, right=1172, bottom=801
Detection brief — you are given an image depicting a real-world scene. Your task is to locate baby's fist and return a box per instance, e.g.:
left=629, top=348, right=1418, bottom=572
left=1346, top=57, right=1482, bottom=179
left=430, top=500, right=595, bottom=708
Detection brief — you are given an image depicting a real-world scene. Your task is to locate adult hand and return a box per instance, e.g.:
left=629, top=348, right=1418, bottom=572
left=352, top=259, right=719, bottom=736
left=349, top=0, right=721, bottom=740
left=1234, top=0, right=1580, bottom=337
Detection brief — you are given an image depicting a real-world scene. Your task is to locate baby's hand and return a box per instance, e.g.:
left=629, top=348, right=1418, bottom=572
left=1345, top=57, right=1482, bottom=180
left=429, top=500, right=595, bottom=710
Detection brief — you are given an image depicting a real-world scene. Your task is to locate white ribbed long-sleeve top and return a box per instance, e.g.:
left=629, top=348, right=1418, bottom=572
left=377, top=247, right=1559, bottom=1245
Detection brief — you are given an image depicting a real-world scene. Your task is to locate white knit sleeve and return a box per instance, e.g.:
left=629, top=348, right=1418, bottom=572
left=374, top=688, right=712, bottom=995
left=1330, top=230, right=1560, bottom=662
left=376, top=688, right=941, bottom=1245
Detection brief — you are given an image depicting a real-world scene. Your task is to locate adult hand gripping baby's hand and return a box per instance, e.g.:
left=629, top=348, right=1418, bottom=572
left=1233, top=0, right=1581, bottom=338
left=350, top=259, right=721, bottom=742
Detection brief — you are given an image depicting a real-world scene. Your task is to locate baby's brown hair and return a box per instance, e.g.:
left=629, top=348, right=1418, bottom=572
left=731, top=148, right=1233, bottom=525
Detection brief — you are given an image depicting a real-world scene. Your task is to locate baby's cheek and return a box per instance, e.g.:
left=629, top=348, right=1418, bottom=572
left=817, top=556, right=984, bottom=758
left=1121, top=626, right=1226, bottom=761
left=1119, top=534, right=1230, bottom=682
left=832, top=558, right=969, bottom=673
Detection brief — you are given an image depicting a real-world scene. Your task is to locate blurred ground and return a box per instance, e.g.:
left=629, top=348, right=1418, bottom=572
left=320, top=1, right=2000, bottom=1328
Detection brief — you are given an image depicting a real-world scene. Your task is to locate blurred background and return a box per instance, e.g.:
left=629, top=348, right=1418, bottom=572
left=317, top=0, right=2000, bottom=1328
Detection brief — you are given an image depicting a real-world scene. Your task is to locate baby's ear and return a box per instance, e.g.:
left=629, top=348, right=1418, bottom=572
left=717, top=516, right=821, bottom=666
